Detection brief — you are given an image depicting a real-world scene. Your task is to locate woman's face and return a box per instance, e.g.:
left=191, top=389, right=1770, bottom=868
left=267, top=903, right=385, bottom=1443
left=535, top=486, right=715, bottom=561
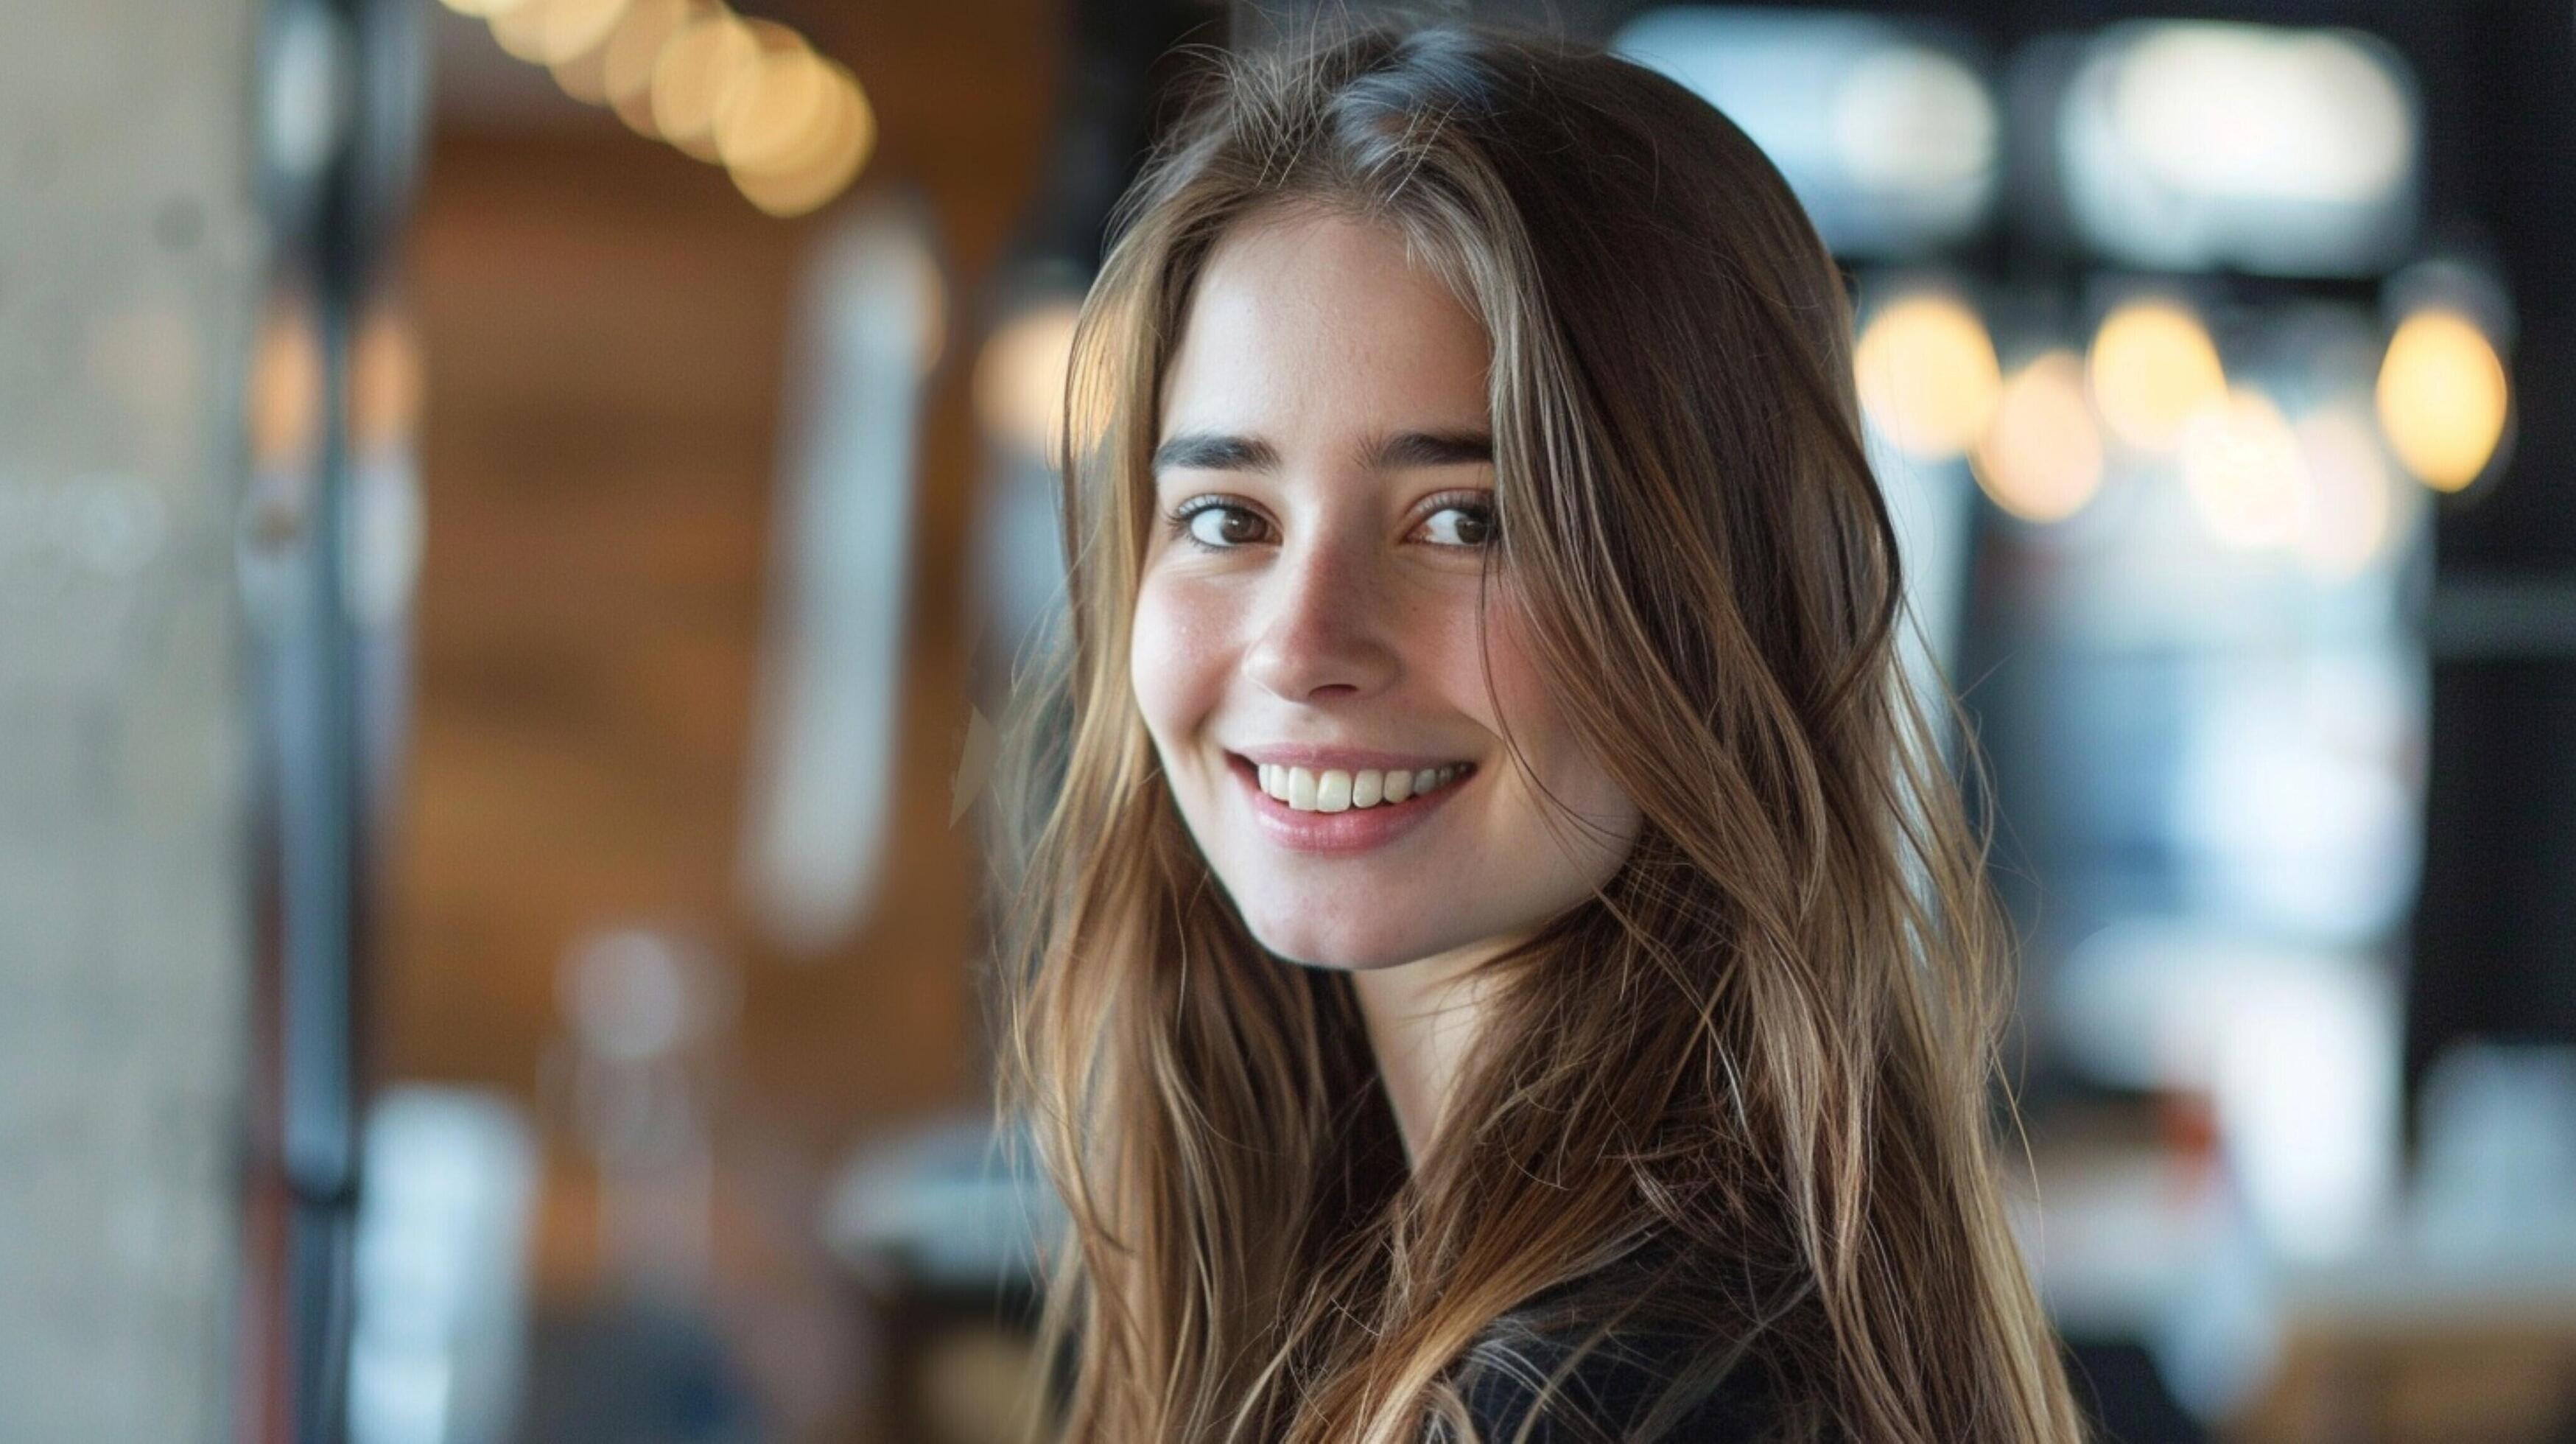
left=1130, top=208, right=1643, bottom=972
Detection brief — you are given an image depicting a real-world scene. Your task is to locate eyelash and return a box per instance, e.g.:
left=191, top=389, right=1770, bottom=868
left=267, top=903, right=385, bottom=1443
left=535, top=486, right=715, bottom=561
left=1162, top=491, right=1500, bottom=553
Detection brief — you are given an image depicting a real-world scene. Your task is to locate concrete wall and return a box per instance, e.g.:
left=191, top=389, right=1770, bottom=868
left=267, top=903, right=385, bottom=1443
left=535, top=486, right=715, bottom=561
left=0, top=1, right=263, bottom=1437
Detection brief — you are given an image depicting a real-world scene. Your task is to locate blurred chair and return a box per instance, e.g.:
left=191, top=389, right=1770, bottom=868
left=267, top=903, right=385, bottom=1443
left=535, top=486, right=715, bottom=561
left=823, top=1112, right=1061, bottom=1444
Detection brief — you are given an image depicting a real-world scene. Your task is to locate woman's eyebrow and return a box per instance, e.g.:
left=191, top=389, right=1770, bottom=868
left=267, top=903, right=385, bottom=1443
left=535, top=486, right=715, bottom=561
left=1149, top=429, right=1493, bottom=474
left=1151, top=432, right=1278, bottom=472
left=1367, top=429, right=1494, bottom=470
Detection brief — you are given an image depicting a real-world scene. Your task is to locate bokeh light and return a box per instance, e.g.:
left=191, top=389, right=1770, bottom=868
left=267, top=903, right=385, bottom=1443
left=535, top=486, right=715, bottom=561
left=550, top=41, right=614, bottom=104
left=2058, top=22, right=2419, bottom=277
left=1853, top=292, right=2001, bottom=461
left=2179, top=388, right=2306, bottom=549
left=248, top=298, right=322, bottom=475
left=489, top=0, right=633, bottom=67
left=650, top=10, right=759, bottom=161
left=1971, top=351, right=2105, bottom=523
left=2292, top=407, right=2397, bottom=578
left=488, top=2, right=547, bottom=61
left=2375, top=308, right=2509, bottom=492
left=601, top=0, right=702, bottom=136
left=714, top=32, right=832, bottom=172
left=349, top=308, right=425, bottom=458
left=2111, top=27, right=2412, bottom=209
left=1612, top=12, right=2001, bottom=255
left=2088, top=299, right=2228, bottom=452
left=1829, top=46, right=1998, bottom=227
left=975, top=300, right=1082, bottom=461
left=462, top=0, right=871, bottom=216
left=728, top=60, right=875, bottom=218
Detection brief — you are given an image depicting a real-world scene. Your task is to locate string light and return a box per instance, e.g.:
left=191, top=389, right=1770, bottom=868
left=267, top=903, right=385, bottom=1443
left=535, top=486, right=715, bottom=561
left=486, top=1, right=547, bottom=60
left=731, top=63, right=875, bottom=218
left=601, top=0, right=703, bottom=135
left=491, top=0, right=634, bottom=66
left=550, top=39, right=614, bottom=104
left=463, top=0, right=873, bottom=216
left=715, top=31, right=834, bottom=172
left=650, top=10, right=759, bottom=161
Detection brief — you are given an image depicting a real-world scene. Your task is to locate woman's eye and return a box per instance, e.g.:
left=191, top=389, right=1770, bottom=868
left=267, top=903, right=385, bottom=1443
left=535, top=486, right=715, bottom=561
left=1419, top=501, right=1498, bottom=548
left=1162, top=497, right=1495, bottom=552
left=1173, top=502, right=1268, bottom=550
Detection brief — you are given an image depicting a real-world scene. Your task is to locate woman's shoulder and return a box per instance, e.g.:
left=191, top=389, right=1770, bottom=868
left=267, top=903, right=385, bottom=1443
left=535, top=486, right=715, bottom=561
left=1454, top=1319, right=1789, bottom=1442
left=1447, top=1239, right=1825, bottom=1443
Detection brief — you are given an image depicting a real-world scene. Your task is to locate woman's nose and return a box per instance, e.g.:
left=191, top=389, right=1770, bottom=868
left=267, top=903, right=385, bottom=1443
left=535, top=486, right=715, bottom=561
left=1240, top=531, right=1398, bottom=703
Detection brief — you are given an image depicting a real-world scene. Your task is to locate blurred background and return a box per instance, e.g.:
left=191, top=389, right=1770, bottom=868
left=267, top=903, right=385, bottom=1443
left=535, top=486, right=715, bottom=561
left=6, top=0, right=2575, bottom=1439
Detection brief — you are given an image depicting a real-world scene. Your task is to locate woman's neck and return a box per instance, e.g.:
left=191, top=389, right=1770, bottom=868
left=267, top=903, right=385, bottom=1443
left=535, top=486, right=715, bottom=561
left=1349, top=933, right=1521, bottom=1167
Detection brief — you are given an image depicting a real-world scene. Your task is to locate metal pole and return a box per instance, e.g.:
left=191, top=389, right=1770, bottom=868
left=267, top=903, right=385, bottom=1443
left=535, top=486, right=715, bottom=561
left=249, top=0, right=423, bottom=1436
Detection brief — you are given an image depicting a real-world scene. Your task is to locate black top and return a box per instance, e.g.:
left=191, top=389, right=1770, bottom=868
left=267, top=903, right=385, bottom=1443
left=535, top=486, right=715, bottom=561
left=1454, top=1322, right=1789, bottom=1443
left=1444, top=1241, right=1819, bottom=1443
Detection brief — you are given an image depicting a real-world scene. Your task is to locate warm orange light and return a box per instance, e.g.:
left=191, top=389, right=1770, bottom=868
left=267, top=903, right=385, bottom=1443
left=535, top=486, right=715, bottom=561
left=976, top=300, right=1082, bottom=460
left=600, top=0, right=700, bottom=135
left=551, top=42, right=613, bottom=104
left=249, top=298, right=323, bottom=474
left=1853, top=292, right=2001, bottom=460
left=2375, top=309, right=2509, bottom=492
left=715, top=32, right=833, bottom=174
left=649, top=9, right=759, bottom=158
left=491, top=0, right=556, bottom=63
left=2088, top=300, right=2227, bottom=452
left=249, top=298, right=421, bottom=478
left=490, top=0, right=631, bottom=67
left=348, top=308, right=424, bottom=456
left=730, top=63, right=876, bottom=217
left=472, top=0, right=868, bottom=220
left=1970, top=351, right=2105, bottom=523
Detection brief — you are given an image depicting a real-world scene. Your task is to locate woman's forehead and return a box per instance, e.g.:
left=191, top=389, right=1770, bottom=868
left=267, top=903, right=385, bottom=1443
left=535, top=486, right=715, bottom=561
left=1159, top=210, right=1493, bottom=449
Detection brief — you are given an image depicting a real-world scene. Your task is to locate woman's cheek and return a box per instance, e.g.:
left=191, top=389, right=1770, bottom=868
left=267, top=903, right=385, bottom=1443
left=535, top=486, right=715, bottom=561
left=1130, top=574, right=1231, bottom=740
left=1470, top=586, right=1563, bottom=749
left=1482, top=584, right=1640, bottom=836
left=1128, top=581, right=1181, bottom=738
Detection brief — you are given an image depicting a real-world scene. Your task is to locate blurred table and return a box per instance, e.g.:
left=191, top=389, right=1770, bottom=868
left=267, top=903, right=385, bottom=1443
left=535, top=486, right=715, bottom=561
left=2024, top=1117, right=2576, bottom=1443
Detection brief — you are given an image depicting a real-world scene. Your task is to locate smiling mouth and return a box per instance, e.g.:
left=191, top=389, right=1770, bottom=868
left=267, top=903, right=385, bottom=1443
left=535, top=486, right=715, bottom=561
left=1227, top=754, right=1475, bottom=813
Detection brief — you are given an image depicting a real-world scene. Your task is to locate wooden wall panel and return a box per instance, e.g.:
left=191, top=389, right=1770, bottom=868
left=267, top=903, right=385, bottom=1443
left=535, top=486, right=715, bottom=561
left=383, top=0, right=1057, bottom=1164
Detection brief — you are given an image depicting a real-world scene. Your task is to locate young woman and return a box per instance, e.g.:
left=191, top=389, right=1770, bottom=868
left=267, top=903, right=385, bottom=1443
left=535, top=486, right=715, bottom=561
left=991, top=22, right=2085, bottom=1443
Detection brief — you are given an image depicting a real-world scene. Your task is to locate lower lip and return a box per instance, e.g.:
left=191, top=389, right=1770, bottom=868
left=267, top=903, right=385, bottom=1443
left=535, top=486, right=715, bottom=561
left=1229, top=754, right=1472, bottom=855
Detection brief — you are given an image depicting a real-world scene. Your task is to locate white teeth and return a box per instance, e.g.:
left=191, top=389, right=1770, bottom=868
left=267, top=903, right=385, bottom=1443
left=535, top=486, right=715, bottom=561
left=1316, top=769, right=1352, bottom=812
left=1257, top=760, right=1467, bottom=813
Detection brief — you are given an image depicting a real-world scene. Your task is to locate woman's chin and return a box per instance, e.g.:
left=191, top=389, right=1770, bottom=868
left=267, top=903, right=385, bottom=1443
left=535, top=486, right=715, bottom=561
left=1248, top=916, right=1442, bottom=974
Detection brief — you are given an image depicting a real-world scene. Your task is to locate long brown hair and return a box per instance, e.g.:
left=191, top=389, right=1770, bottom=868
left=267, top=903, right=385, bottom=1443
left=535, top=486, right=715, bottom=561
left=990, top=22, right=2083, bottom=1443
